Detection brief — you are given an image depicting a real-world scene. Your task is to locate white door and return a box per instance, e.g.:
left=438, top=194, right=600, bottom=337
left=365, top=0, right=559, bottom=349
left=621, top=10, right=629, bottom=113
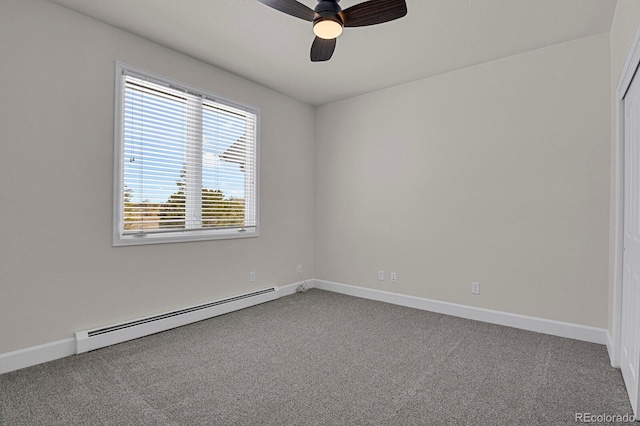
left=621, top=72, right=640, bottom=416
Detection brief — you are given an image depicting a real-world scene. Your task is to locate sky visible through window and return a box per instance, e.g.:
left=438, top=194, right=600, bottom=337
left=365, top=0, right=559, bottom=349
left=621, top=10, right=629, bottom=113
left=123, top=83, right=247, bottom=205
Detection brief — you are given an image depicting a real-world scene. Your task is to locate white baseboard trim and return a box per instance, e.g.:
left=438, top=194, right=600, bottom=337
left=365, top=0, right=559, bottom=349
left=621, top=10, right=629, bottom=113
left=279, top=280, right=312, bottom=297
left=312, top=279, right=608, bottom=345
left=0, top=338, right=76, bottom=375
left=607, top=330, right=618, bottom=367
left=1, top=279, right=608, bottom=375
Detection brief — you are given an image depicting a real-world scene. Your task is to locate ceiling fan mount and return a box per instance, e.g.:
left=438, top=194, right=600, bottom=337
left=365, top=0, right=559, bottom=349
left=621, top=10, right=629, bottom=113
left=257, top=0, right=407, bottom=62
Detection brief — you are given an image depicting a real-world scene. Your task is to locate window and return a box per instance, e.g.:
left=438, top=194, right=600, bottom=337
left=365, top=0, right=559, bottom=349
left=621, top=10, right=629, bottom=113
left=113, top=63, right=259, bottom=245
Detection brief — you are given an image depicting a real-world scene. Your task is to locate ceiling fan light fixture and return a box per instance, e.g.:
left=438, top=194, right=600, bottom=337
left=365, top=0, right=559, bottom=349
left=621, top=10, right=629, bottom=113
left=313, top=19, right=343, bottom=39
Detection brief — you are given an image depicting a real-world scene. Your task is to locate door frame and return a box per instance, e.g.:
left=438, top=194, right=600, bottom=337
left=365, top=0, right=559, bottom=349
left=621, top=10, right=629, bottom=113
left=613, top=22, right=640, bottom=369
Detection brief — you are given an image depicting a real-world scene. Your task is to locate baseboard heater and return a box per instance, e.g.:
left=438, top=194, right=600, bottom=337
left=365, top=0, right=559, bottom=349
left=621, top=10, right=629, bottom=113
left=75, top=286, right=279, bottom=354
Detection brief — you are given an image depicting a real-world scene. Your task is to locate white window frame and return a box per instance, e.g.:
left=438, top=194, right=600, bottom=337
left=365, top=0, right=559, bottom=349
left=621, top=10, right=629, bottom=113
left=113, top=62, right=259, bottom=246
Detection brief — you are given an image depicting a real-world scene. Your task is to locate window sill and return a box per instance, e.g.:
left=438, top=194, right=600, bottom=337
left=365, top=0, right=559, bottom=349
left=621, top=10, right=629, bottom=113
left=113, top=229, right=259, bottom=246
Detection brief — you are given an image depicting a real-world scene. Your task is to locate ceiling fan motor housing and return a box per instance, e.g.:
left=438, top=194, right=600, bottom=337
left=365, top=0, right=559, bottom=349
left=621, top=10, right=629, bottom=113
left=314, top=0, right=344, bottom=25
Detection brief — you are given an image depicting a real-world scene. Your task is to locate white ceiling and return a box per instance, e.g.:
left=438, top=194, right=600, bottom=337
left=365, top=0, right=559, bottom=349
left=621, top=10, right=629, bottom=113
left=46, top=0, right=617, bottom=106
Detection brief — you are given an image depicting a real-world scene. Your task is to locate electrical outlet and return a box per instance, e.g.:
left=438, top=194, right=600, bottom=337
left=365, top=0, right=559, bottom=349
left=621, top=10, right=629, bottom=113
left=390, top=272, right=397, bottom=282
left=249, top=271, right=256, bottom=282
left=296, top=265, right=302, bottom=275
left=471, top=282, right=480, bottom=295
left=378, top=270, right=385, bottom=281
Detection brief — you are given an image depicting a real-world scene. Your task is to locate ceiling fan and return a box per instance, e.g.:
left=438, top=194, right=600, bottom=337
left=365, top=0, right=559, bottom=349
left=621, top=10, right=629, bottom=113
left=257, top=0, right=408, bottom=62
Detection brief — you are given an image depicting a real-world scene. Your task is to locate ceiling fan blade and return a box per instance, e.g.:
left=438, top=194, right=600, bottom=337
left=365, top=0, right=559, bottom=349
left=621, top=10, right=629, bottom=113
left=256, top=0, right=315, bottom=21
left=310, top=37, right=337, bottom=62
left=342, top=0, right=407, bottom=27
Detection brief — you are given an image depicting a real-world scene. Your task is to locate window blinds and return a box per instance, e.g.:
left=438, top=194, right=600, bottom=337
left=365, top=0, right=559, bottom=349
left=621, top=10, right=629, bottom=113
left=119, top=72, right=258, bottom=238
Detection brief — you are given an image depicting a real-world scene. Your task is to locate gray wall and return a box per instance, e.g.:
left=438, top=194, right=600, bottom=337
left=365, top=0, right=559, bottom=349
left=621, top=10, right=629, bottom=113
left=315, top=33, right=611, bottom=328
left=0, top=0, right=316, bottom=353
